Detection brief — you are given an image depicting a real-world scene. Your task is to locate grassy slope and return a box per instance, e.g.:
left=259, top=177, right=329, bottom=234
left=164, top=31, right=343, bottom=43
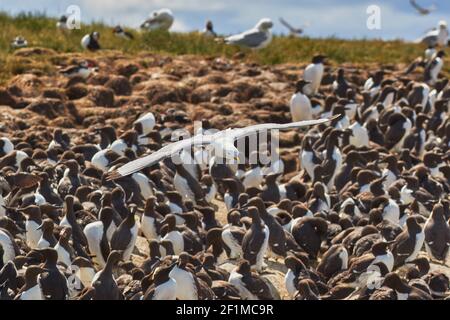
left=0, top=12, right=446, bottom=84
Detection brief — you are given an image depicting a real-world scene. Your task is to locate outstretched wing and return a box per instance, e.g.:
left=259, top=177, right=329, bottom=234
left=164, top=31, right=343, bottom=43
left=228, top=117, right=333, bottom=141
left=107, top=134, right=214, bottom=180
left=108, top=118, right=332, bottom=180
left=279, top=17, right=303, bottom=34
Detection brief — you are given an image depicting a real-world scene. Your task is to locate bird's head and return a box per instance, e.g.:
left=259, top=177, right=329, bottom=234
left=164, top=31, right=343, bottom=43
left=256, top=18, right=273, bottom=31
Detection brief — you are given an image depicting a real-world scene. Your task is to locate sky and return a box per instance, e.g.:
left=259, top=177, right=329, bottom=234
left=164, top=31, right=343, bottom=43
left=1, top=0, right=449, bottom=40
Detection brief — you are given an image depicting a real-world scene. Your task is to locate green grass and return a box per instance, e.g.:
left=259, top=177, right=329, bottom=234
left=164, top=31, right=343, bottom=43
left=0, top=11, right=445, bottom=85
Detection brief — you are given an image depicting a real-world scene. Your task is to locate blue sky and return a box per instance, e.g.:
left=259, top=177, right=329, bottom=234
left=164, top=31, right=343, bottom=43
left=1, top=0, right=449, bottom=40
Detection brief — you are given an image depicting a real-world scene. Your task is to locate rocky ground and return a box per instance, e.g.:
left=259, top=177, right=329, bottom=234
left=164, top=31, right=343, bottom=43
left=1, top=48, right=449, bottom=299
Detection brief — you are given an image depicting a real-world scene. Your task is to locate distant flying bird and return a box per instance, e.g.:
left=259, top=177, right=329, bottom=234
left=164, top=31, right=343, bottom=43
left=409, top=0, right=436, bottom=15
left=279, top=17, right=305, bottom=36
left=140, top=8, right=174, bottom=31
left=224, top=18, right=273, bottom=49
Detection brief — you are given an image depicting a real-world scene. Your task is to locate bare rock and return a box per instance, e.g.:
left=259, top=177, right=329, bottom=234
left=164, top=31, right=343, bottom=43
left=116, top=62, right=139, bottom=77
left=66, top=84, right=88, bottom=100
left=0, top=89, right=17, bottom=107
left=88, top=86, right=115, bottom=107
left=105, top=76, right=132, bottom=96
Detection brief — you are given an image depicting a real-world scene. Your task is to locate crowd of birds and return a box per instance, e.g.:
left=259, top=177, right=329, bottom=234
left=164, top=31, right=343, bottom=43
left=0, top=2, right=449, bottom=301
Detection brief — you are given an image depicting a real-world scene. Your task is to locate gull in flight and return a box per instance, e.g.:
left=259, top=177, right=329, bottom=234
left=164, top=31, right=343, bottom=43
left=107, top=118, right=333, bottom=180
left=409, top=0, right=436, bottom=15
left=279, top=17, right=308, bottom=36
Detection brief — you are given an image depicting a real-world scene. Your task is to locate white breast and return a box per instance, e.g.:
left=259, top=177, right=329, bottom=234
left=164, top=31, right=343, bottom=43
left=25, top=220, right=42, bottom=249
left=174, top=173, right=195, bottom=202
left=221, top=228, right=243, bottom=259
left=110, top=139, right=128, bottom=156
left=167, top=201, right=183, bottom=215
left=81, top=34, right=91, bottom=49
left=0, top=230, right=16, bottom=263
left=169, top=266, right=197, bottom=300
left=290, top=93, right=312, bottom=121
left=153, top=278, right=177, bottom=300
left=285, top=269, right=296, bottom=298
left=19, top=284, right=43, bottom=300
left=91, top=150, right=110, bottom=171
left=382, top=199, right=400, bottom=224
left=122, top=223, right=138, bottom=261
left=0, top=137, right=14, bottom=154
left=55, top=243, right=72, bottom=267
left=76, top=267, right=96, bottom=288
left=381, top=169, right=396, bottom=189
left=132, top=172, right=154, bottom=199
left=372, top=251, right=394, bottom=272
left=303, top=63, right=323, bottom=95
left=224, top=193, right=234, bottom=211
left=229, top=271, right=258, bottom=300
left=243, top=167, right=263, bottom=189
left=205, top=183, right=217, bottom=203
left=83, top=221, right=107, bottom=268
left=254, top=225, right=270, bottom=271
left=405, top=231, right=425, bottom=263
left=300, top=150, right=315, bottom=180
left=0, top=195, right=4, bottom=217
left=141, top=216, right=158, bottom=241
left=37, top=236, right=50, bottom=249
left=349, top=122, right=369, bottom=147
left=163, top=231, right=184, bottom=255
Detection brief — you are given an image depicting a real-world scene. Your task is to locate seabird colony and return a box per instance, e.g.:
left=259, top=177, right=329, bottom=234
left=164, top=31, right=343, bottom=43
left=1, top=11, right=450, bottom=301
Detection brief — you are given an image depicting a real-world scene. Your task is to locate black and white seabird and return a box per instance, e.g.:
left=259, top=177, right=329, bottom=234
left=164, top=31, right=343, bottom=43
left=37, top=248, right=69, bottom=300
left=228, top=260, right=275, bottom=300
left=424, top=202, right=450, bottom=263
left=36, top=219, right=57, bottom=249
left=424, top=50, right=445, bottom=85
left=91, top=250, right=123, bottom=300
left=81, top=32, right=100, bottom=51
left=143, top=262, right=177, bottom=300
left=391, top=217, right=425, bottom=268
left=290, top=80, right=313, bottom=121
left=11, top=36, right=27, bottom=48
left=203, top=20, right=217, bottom=38
left=60, top=60, right=96, bottom=79
left=242, top=206, right=270, bottom=271
left=303, top=55, right=326, bottom=96
left=110, top=207, right=138, bottom=261
left=112, top=25, right=134, bottom=40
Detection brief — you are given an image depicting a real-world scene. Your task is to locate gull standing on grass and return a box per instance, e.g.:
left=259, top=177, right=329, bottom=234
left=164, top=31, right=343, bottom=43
left=140, top=8, right=174, bottom=31
left=417, top=20, right=449, bottom=47
left=224, top=18, right=273, bottom=49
